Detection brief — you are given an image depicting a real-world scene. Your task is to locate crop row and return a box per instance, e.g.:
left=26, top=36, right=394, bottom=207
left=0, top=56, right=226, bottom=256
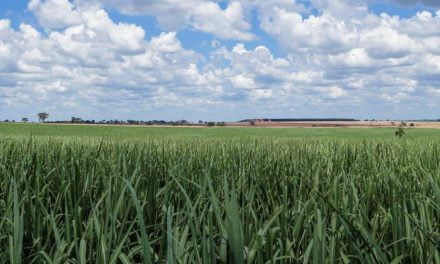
left=0, top=137, right=439, bottom=263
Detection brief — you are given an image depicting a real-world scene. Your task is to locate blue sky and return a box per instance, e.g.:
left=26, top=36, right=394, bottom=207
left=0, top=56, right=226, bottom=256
left=0, top=0, right=439, bottom=121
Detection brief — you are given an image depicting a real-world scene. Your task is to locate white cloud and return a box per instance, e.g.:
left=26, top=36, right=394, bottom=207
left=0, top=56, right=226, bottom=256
left=321, top=86, right=349, bottom=99
left=428, top=87, right=440, bottom=96
left=0, top=19, right=11, bottom=31
left=348, top=80, right=365, bottom=89
left=0, top=7, right=219, bottom=119
left=191, top=2, right=254, bottom=41
left=257, top=0, right=428, bottom=63
left=151, top=32, right=182, bottom=53
left=259, top=4, right=361, bottom=53
left=28, top=0, right=82, bottom=29
left=81, top=9, right=145, bottom=52
left=329, top=48, right=373, bottom=68
left=89, top=0, right=254, bottom=41
left=251, top=89, right=273, bottom=99
left=360, top=25, right=417, bottom=59
left=230, top=74, right=256, bottom=89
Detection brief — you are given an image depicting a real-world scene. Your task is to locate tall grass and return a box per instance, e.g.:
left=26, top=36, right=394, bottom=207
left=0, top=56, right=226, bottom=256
left=0, top=137, right=439, bottom=263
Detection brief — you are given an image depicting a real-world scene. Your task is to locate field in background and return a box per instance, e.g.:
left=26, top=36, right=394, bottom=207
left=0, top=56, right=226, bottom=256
left=0, top=123, right=439, bottom=263
left=262, top=121, right=440, bottom=128
left=1, top=123, right=440, bottom=140
left=227, top=120, right=440, bottom=128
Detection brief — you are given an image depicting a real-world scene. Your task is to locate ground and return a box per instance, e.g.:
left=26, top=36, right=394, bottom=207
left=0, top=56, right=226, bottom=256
left=1, top=123, right=439, bottom=140
left=228, top=121, right=440, bottom=128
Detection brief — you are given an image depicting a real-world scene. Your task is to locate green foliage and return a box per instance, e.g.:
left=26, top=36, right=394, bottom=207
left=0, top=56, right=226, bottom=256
left=0, top=136, right=439, bottom=263
left=395, top=127, right=405, bottom=138
left=37, top=112, right=49, bottom=123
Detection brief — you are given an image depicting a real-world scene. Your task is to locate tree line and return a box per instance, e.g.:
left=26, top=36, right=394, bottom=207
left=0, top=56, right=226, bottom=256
left=2, top=113, right=227, bottom=127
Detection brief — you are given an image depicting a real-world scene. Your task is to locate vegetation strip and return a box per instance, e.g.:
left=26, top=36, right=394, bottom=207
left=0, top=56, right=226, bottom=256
left=0, top=135, right=439, bottom=263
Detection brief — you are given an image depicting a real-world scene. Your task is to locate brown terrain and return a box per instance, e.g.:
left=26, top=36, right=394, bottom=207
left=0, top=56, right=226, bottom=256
left=226, top=121, right=440, bottom=129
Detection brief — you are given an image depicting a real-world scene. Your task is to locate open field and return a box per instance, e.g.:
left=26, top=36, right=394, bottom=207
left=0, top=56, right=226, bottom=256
left=228, top=121, right=440, bottom=129
left=1, top=123, right=440, bottom=140
left=0, top=123, right=439, bottom=263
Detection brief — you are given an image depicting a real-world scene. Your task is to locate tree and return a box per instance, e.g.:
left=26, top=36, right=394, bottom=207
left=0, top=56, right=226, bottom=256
left=395, top=122, right=406, bottom=138
left=37, top=112, right=49, bottom=123
left=249, top=120, right=256, bottom=126
left=395, top=127, right=405, bottom=138
left=71, top=117, right=82, bottom=123
left=22, top=118, right=29, bottom=123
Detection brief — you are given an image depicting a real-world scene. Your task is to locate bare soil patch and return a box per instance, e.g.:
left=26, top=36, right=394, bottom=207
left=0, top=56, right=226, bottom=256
left=226, top=121, right=440, bottom=129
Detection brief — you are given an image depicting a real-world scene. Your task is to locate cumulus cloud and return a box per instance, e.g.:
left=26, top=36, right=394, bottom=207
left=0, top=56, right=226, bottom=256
left=28, top=0, right=82, bottom=28
left=86, top=0, right=254, bottom=41
left=319, top=86, right=349, bottom=99
left=0, top=6, right=219, bottom=119
left=1, top=0, right=440, bottom=120
left=230, top=74, right=256, bottom=89
left=329, top=48, right=373, bottom=68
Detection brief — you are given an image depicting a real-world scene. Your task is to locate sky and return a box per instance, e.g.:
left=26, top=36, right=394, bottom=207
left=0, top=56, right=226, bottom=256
left=0, top=0, right=439, bottom=122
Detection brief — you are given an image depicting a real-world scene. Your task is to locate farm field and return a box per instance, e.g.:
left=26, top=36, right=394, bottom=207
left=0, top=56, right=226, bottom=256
left=1, top=123, right=440, bottom=139
left=0, top=123, right=439, bottom=263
